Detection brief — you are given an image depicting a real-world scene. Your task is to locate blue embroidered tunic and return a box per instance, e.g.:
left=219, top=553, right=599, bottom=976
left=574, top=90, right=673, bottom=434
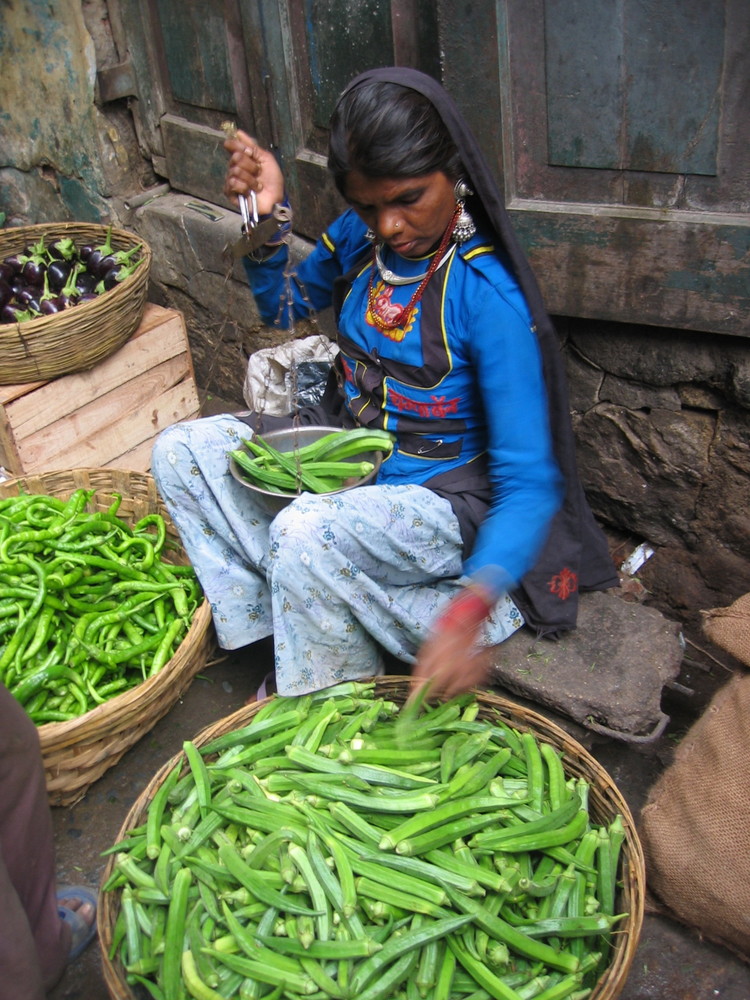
left=244, top=209, right=563, bottom=595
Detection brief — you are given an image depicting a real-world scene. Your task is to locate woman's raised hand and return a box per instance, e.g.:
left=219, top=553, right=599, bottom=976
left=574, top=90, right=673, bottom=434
left=223, top=129, right=285, bottom=216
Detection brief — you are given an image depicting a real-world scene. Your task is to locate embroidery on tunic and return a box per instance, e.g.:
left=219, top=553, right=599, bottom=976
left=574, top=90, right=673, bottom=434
left=389, top=389, right=461, bottom=419
left=366, top=280, right=416, bottom=342
left=548, top=567, right=578, bottom=600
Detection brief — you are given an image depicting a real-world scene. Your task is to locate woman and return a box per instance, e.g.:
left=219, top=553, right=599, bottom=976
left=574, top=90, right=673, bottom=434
left=152, top=67, right=616, bottom=698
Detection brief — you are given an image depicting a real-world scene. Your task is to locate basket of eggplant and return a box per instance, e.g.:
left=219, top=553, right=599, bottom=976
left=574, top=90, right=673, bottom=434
left=0, top=222, right=151, bottom=384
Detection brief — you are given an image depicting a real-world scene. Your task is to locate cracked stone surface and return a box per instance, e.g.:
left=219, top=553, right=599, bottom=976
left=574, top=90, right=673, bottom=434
left=490, top=589, right=684, bottom=740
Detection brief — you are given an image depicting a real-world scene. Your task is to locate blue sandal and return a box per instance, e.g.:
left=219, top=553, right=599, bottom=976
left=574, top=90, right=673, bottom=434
left=57, top=885, right=97, bottom=962
left=255, top=671, right=276, bottom=700
left=245, top=670, right=277, bottom=704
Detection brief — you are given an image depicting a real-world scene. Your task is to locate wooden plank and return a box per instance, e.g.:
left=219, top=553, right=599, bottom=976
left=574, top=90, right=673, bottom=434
left=439, top=0, right=502, bottom=177
left=19, top=356, right=194, bottom=470
left=22, top=378, right=200, bottom=474
left=161, top=115, right=233, bottom=208
left=108, top=388, right=201, bottom=473
left=545, top=0, right=623, bottom=169
left=0, top=408, right=21, bottom=474
left=624, top=0, right=722, bottom=175
left=545, top=0, right=722, bottom=175
left=5, top=306, right=192, bottom=438
left=6, top=306, right=190, bottom=438
left=107, top=436, right=158, bottom=474
left=0, top=379, right=47, bottom=405
left=511, top=208, right=750, bottom=335
left=156, top=0, right=235, bottom=110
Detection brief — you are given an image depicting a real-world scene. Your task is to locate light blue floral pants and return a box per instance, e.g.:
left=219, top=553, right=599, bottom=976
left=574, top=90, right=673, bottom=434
left=151, top=415, right=523, bottom=695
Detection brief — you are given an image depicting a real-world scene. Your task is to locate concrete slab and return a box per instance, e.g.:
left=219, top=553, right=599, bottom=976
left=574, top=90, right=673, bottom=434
left=490, top=589, right=683, bottom=742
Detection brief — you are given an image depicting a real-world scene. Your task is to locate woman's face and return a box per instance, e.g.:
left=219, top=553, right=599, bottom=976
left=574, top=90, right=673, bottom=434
left=343, top=170, right=456, bottom=258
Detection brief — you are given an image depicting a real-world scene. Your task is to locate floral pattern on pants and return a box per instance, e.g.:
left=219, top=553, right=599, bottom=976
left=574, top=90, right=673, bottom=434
left=151, top=415, right=523, bottom=695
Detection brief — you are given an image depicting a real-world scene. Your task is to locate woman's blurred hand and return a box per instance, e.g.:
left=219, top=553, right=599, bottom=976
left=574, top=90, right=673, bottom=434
left=411, top=585, right=495, bottom=700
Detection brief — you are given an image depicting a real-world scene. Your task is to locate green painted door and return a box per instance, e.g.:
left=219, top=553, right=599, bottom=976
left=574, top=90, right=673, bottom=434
left=480, top=0, right=750, bottom=335
left=111, top=0, right=749, bottom=335
left=113, top=0, right=438, bottom=234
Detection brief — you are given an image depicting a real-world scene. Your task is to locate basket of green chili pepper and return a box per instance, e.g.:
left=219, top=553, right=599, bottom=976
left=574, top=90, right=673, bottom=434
left=99, top=676, right=644, bottom=1000
left=0, top=467, right=213, bottom=807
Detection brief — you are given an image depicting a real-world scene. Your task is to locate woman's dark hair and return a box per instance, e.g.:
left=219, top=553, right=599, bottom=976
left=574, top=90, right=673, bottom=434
left=328, top=80, right=463, bottom=195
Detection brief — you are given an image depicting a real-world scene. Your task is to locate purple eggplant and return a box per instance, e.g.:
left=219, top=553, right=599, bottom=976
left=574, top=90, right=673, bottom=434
left=54, top=261, right=82, bottom=309
left=0, top=279, right=12, bottom=309
left=102, top=243, right=143, bottom=284
left=1, top=303, right=36, bottom=324
left=47, top=259, right=72, bottom=292
left=99, top=255, right=142, bottom=292
left=86, top=250, right=102, bottom=276
left=0, top=262, right=14, bottom=283
left=47, top=237, right=78, bottom=261
left=3, top=254, right=25, bottom=275
left=15, top=287, right=39, bottom=308
left=21, top=258, right=46, bottom=286
left=75, top=269, right=98, bottom=295
left=94, top=253, right=117, bottom=279
left=86, top=225, right=115, bottom=279
left=100, top=267, right=122, bottom=291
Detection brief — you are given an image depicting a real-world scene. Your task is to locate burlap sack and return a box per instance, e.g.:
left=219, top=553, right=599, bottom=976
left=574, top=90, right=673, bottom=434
left=701, top=592, right=750, bottom=667
left=639, top=671, right=750, bottom=960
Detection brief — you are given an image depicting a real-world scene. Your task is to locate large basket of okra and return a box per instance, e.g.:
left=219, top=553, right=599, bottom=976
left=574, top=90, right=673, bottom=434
left=0, top=468, right=213, bottom=807
left=99, top=676, right=644, bottom=1000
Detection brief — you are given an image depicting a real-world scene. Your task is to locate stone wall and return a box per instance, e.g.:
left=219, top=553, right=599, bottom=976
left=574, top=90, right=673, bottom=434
left=562, top=317, right=750, bottom=635
left=0, top=0, right=154, bottom=226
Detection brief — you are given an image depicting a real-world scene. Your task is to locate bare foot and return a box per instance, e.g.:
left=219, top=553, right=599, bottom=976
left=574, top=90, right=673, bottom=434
left=59, top=896, right=95, bottom=926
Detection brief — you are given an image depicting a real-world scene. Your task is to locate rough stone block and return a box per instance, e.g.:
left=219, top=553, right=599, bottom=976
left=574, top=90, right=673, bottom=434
left=490, top=589, right=683, bottom=741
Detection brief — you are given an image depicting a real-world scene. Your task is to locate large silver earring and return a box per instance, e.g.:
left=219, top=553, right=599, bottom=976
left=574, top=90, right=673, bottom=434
left=365, top=227, right=377, bottom=243
left=452, top=178, right=476, bottom=245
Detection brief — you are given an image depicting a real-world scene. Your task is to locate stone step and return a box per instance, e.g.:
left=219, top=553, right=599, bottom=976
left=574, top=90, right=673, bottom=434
left=489, top=589, right=684, bottom=743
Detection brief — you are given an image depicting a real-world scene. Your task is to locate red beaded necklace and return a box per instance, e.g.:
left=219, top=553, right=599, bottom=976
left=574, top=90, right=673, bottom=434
left=367, top=203, right=461, bottom=333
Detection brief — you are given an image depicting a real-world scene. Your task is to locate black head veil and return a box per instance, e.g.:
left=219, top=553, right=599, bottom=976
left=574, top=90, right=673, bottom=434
left=340, top=67, right=619, bottom=636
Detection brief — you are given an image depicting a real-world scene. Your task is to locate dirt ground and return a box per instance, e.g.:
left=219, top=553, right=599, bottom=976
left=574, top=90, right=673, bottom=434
left=46, top=633, right=750, bottom=1000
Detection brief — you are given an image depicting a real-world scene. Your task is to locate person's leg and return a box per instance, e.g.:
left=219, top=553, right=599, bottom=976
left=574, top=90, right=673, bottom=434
left=151, top=414, right=277, bottom=649
left=0, top=685, right=68, bottom=1000
left=267, top=483, right=523, bottom=695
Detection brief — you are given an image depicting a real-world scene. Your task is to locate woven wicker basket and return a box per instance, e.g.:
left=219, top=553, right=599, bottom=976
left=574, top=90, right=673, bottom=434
left=0, top=468, right=214, bottom=807
left=0, top=222, right=151, bottom=384
left=99, top=676, right=645, bottom=1000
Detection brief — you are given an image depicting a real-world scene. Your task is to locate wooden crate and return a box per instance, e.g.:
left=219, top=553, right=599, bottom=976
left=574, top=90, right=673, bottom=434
left=0, top=303, right=200, bottom=476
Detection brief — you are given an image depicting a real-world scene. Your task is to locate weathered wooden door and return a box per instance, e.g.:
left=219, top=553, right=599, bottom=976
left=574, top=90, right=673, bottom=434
left=439, top=0, right=749, bottom=336
left=110, top=0, right=439, bottom=236
left=109, top=0, right=749, bottom=334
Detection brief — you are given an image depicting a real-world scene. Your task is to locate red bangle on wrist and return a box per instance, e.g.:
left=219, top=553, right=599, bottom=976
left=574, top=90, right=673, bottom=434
left=432, top=587, right=494, bottom=635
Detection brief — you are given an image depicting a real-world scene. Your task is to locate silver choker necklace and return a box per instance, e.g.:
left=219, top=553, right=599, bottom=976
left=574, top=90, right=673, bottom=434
left=374, top=243, right=457, bottom=286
